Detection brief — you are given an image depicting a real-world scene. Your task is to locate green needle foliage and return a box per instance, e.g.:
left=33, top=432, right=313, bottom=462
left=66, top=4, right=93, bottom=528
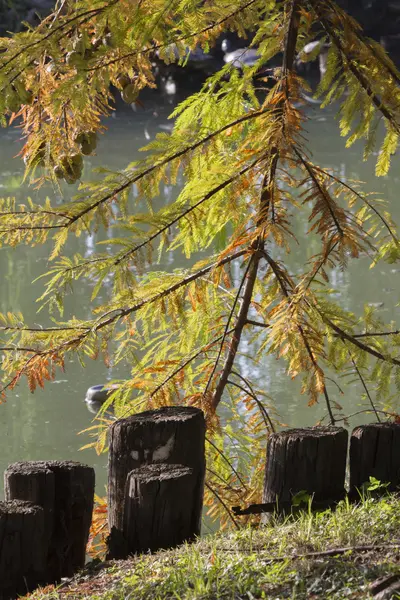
left=1, top=0, right=400, bottom=524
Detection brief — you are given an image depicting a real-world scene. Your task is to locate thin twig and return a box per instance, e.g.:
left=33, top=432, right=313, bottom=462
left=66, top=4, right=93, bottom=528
left=206, top=436, right=247, bottom=489
left=230, top=370, right=276, bottom=433
left=347, top=348, right=381, bottom=422
left=205, top=482, right=240, bottom=529
left=351, top=330, right=400, bottom=339
left=148, top=328, right=235, bottom=399
left=205, top=256, right=253, bottom=396
left=246, top=319, right=270, bottom=329
left=323, top=317, right=400, bottom=367
left=227, top=379, right=272, bottom=432
left=218, top=543, right=400, bottom=560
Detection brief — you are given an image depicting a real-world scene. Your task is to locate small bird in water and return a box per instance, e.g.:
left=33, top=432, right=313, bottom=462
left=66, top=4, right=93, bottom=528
left=85, top=384, right=119, bottom=404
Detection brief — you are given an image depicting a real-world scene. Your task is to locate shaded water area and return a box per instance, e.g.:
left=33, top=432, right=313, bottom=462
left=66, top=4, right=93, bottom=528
left=0, top=83, right=399, bottom=500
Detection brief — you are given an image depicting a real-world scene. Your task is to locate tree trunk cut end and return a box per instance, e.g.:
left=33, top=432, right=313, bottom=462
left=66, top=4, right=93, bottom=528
left=263, top=426, right=348, bottom=506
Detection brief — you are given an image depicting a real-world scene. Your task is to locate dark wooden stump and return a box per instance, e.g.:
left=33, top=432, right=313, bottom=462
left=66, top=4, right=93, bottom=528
left=350, top=423, right=400, bottom=493
left=118, top=463, right=200, bottom=556
left=4, top=460, right=95, bottom=583
left=0, top=500, right=46, bottom=600
left=107, top=406, right=205, bottom=559
left=263, top=427, right=348, bottom=507
left=4, top=462, right=54, bottom=554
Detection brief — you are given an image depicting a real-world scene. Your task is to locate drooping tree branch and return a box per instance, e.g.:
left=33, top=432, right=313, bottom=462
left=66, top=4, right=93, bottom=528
left=210, top=0, right=302, bottom=410
left=89, top=0, right=260, bottom=72
left=323, top=316, right=400, bottom=367
left=0, top=250, right=246, bottom=395
left=310, top=0, right=400, bottom=131
left=261, top=248, right=335, bottom=424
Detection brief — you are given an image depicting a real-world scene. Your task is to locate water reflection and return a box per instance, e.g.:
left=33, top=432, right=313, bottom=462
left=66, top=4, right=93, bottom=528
left=0, top=87, right=399, bottom=497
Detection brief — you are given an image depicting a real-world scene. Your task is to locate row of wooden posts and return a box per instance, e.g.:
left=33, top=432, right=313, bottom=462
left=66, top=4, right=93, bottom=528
left=0, top=406, right=399, bottom=599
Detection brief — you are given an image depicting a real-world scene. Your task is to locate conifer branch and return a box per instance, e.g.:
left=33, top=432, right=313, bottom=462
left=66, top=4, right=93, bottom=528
left=0, top=1, right=119, bottom=73
left=0, top=251, right=246, bottom=396
left=295, top=150, right=344, bottom=237
left=91, top=0, right=260, bottom=71
left=327, top=0, right=400, bottom=87
left=95, top=250, right=247, bottom=329
left=262, top=248, right=335, bottom=424
left=205, top=256, right=253, bottom=396
left=311, top=0, right=400, bottom=130
left=114, top=156, right=265, bottom=266
left=0, top=107, right=274, bottom=235
left=149, top=328, right=235, bottom=400
left=211, top=0, right=301, bottom=410
left=65, top=107, right=275, bottom=228
left=206, top=467, right=242, bottom=496
left=211, top=251, right=261, bottom=409
left=0, top=324, right=88, bottom=332
left=299, top=240, right=339, bottom=294
left=323, top=387, right=335, bottom=425
left=313, top=165, right=398, bottom=242
left=323, top=317, right=400, bottom=367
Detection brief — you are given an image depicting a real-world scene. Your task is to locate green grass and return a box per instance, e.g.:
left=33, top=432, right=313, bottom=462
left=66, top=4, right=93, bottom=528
left=27, top=495, right=400, bottom=599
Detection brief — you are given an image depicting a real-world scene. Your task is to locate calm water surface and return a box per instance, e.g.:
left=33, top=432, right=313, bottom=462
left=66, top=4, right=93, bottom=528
left=0, top=86, right=399, bottom=498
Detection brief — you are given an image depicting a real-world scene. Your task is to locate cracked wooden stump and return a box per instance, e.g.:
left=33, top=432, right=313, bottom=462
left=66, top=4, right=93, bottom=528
left=107, top=406, right=205, bottom=559
left=263, top=427, right=348, bottom=509
left=4, top=460, right=95, bottom=583
left=122, top=463, right=200, bottom=555
left=0, top=500, right=46, bottom=600
left=350, top=423, right=400, bottom=493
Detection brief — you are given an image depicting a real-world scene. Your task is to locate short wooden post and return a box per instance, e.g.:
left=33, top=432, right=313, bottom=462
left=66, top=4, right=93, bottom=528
left=107, top=406, right=205, bottom=559
left=4, top=460, right=95, bottom=582
left=263, top=427, right=348, bottom=507
left=350, top=423, right=400, bottom=493
left=4, top=462, right=55, bottom=553
left=122, top=464, right=200, bottom=555
left=0, top=500, right=46, bottom=600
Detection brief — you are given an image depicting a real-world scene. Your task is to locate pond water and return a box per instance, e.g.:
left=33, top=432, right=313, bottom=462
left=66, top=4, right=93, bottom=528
left=0, top=81, right=399, bottom=499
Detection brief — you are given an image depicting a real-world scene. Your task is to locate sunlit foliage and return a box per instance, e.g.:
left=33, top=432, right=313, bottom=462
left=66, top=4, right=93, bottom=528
left=0, top=0, right=400, bottom=528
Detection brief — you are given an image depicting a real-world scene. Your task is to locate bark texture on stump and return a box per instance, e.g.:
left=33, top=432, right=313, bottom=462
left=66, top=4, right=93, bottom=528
left=4, top=462, right=54, bottom=553
left=0, top=500, right=46, bottom=600
left=263, top=427, right=348, bottom=506
left=120, top=463, right=200, bottom=556
left=108, top=406, right=206, bottom=548
left=4, top=460, right=95, bottom=582
left=350, top=423, right=400, bottom=492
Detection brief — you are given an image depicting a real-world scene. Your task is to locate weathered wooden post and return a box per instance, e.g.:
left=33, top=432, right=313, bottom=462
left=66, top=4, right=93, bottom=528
left=107, top=406, right=205, bottom=558
left=263, top=427, right=348, bottom=508
left=123, top=464, right=200, bottom=554
left=350, top=423, right=400, bottom=493
left=4, top=460, right=95, bottom=582
left=0, top=500, right=46, bottom=600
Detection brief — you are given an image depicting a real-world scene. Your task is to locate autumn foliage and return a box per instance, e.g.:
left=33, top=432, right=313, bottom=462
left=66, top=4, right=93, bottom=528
left=0, top=0, right=400, bottom=527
